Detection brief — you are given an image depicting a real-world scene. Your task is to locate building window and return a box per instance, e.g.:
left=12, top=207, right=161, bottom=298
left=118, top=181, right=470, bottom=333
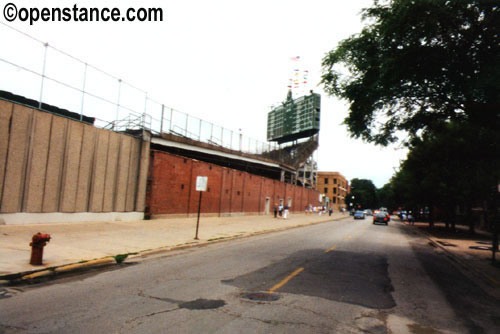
left=334, top=188, right=337, bottom=194
left=333, top=198, right=337, bottom=203
left=324, top=188, right=328, bottom=194
left=334, top=178, right=337, bottom=184
left=324, top=178, right=328, bottom=184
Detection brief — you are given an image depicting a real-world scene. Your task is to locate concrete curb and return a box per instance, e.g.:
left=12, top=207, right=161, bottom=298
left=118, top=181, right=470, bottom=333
left=0, top=257, right=119, bottom=285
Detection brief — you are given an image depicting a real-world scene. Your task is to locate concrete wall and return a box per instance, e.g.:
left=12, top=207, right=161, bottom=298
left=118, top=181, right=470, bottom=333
left=148, top=150, right=321, bottom=217
left=0, top=100, right=148, bottom=223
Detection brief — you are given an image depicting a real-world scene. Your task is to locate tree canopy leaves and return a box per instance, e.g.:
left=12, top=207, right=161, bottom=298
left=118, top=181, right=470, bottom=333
left=321, top=0, right=500, bottom=145
left=347, top=178, right=378, bottom=209
left=388, top=119, right=500, bottom=221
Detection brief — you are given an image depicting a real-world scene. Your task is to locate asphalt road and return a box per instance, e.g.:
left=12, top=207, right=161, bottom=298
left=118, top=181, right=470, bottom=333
left=1, top=216, right=499, bottom=333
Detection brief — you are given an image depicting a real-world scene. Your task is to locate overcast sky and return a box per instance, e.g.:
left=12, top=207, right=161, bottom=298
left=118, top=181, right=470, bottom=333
left=1, top=0, right=407, bottom=187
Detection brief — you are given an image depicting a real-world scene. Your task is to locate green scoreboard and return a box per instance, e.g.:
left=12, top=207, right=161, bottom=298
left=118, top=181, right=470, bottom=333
left=267, top=91, right=321, bottom=144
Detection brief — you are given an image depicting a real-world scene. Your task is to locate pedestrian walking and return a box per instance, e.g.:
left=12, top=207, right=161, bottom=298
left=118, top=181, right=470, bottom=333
left=284, top=205, right=289, bottom=219
left=278, top=203, right=283, bottom=218
left=273, top=204, right=278, bottom=218
left=408, top=212, right=415, bottom=225
left=329, top=207, right=333, bottom=216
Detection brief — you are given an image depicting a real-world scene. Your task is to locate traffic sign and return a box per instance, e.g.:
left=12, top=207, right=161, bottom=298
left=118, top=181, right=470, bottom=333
left=196, top=176, right=208, bottom=191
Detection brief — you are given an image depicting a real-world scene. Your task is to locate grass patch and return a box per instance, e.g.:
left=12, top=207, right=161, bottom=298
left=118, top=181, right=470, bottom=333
left=113, top=254, right=129, bottom=264
left=208, top=237, right=227, bottom=242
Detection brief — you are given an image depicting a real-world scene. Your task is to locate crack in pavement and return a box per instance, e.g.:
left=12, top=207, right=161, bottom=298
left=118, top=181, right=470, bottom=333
left=215, top=306, right=338, bottom=331
left=0, top=323, right=28, bottom=332
left=120, top=307, right=180, bottom=333
left=138, top=290, right=182, bottom=305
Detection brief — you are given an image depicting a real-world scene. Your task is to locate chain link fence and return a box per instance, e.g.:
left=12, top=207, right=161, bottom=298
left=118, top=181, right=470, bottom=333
left=0, top=23, right=278, bottom=155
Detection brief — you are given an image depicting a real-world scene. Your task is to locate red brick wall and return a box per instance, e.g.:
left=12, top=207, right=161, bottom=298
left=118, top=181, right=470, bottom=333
left=187, top=161, right=223, bottom=214
left=243, top=174, right=261, bottom=213
left=148, top=153, right=193, bottom=215
left=231, top=171, right=244, bottom=213
left=220, top=169, right=232, bottom=213
left=148, top=150, right=321, bottom=216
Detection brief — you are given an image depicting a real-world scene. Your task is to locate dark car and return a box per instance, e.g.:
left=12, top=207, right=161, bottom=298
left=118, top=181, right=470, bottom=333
left=353, top=210, right=365, bottom=219
left=373, top=212, right=390, bottom=225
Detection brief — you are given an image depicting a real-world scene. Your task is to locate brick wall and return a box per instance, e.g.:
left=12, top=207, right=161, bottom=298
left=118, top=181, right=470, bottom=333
left=148, top=150, right=321, bottom=217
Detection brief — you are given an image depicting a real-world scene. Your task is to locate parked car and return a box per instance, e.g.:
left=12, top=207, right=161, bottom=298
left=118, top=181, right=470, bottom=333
left=363, top=209, right=373, bottom=216
left=373, top=212, right=389, bottom=225
left=354, top=210, right=365, bottom=219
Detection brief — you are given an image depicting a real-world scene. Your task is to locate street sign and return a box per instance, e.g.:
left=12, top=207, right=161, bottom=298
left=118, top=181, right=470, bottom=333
left=194, top=176, right=208, bottom=240
left=196, top=176, right=208, bottom=192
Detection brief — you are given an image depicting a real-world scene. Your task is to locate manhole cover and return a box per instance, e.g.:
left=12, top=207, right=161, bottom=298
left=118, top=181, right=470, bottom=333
left=241, top=292, right=280, bottom=301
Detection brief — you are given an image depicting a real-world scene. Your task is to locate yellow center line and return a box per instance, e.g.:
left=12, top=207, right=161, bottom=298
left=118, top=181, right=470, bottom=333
left=268, top=267, right=304, bottom=293
left=325, top=245, right=337, bottom=253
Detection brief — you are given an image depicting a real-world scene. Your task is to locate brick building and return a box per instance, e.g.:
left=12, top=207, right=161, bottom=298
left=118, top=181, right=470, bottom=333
left=316, top=172, right=349, bottom=212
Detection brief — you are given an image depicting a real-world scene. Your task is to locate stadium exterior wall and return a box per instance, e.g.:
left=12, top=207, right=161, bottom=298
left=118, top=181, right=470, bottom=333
left=0, top=100, right=149, bottom=224
left=147, top=150, right=321, bottom=218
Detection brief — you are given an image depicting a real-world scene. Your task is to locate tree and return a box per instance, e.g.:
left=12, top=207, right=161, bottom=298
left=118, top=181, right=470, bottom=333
left=388, top=120, right=500, bottom=232
left=349, top=178, right=378, bottom=209
left=377, top=183, right=396, bottom=211
left=321, top=0, right=500, bottom=145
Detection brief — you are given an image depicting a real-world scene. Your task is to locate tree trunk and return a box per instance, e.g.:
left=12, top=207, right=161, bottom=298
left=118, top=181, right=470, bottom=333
left=466, top=205, right=475, bottom=235
left=492, top=192, right=499, bottom=264
left=444, top=205, right=451, bottom=230
left=452, top=204, right=458, bottom=231
left=428, top=205, right=434, bottom=229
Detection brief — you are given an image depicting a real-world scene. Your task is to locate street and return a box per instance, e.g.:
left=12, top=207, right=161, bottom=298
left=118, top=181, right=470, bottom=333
left=1, top=216, right=499, bottom=333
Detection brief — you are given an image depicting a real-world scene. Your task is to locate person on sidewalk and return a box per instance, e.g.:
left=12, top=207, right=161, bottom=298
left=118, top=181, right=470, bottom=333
left=284, top=205, right=289, bottom=219
left=329, top=207, right=333, bottom=216
left=408, top=212, right=415, bottom=225
left=273, top=204, right=278, bottom=218
left=278, top=203, right=283, bottom=218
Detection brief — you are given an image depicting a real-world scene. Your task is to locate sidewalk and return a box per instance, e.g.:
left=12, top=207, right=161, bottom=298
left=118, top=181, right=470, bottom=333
left=403, top=220, right=500, bottom=298
left=0, top=212, right=347, bottom=282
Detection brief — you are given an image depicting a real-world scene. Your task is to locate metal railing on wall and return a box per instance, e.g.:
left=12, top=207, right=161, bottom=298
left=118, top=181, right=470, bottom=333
left=0, top=23, right=279, bottom=155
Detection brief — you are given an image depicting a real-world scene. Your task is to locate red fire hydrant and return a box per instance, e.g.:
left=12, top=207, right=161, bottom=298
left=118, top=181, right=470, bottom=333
left=30, top=233, right=51, bottom=265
